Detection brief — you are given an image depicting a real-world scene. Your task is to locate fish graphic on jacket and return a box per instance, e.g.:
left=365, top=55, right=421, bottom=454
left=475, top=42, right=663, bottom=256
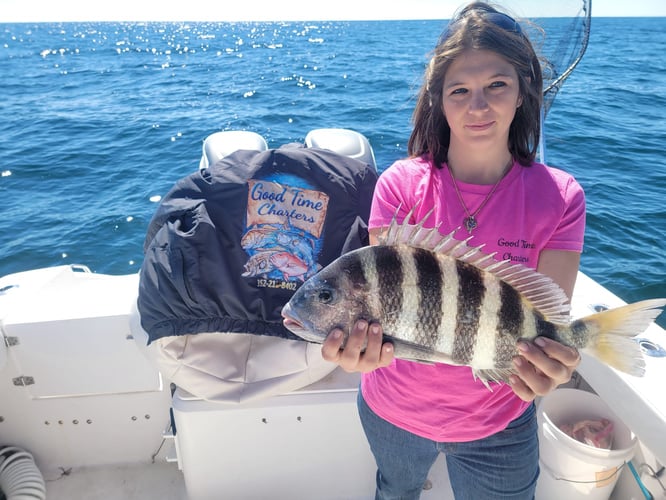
left=281, top=209, right=665, bottom=387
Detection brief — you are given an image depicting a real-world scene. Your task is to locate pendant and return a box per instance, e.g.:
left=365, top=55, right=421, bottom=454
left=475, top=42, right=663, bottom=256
left=463, top=216, right=478, bottom=233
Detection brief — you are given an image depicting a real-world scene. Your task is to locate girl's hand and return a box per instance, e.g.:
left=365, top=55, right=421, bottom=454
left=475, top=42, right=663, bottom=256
left=321, top=320, right=394, bottom=373
left=509, top=337, right=581, bottom=401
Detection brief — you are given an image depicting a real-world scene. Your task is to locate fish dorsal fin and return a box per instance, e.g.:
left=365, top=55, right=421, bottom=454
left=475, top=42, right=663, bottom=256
left=378, top=206, right=571, bottom=323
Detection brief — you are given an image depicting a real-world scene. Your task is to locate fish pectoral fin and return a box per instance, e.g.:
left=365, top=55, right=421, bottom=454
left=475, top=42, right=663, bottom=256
left=403, top=358, right=436, bottom=365
left=472, top=368, right=514, bottom=391
left=391, top=338, right=455, bottom=365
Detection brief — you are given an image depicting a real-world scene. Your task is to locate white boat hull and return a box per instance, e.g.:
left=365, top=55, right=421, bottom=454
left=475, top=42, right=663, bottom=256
left=1, top=264, right=664, bottom=499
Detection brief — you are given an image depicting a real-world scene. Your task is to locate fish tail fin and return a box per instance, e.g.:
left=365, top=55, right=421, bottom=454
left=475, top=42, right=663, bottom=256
left=575, top=298, right=666, bottom=376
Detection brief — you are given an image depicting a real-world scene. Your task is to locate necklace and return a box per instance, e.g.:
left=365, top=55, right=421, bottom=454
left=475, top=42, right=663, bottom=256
left=447, top=159, right=512, bottom=233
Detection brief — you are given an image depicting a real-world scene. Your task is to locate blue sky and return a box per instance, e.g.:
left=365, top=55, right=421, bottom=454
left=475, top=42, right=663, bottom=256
left=1, top=0, right=664, bottom=22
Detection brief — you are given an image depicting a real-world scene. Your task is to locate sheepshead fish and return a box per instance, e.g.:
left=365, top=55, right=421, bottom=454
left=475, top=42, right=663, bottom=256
left=281, top=210, right=666, bottom=386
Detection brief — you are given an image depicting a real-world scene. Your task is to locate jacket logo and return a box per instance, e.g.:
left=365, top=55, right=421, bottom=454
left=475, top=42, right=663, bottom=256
left=241, top=179, right=329, bottom=286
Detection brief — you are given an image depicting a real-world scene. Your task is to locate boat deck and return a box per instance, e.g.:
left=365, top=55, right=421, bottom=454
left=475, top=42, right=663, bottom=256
left=45, top=463, right=187, bottom=500
left=42, top=452, right=659, bottom=500
left=43, top=457, right=455, bottom=500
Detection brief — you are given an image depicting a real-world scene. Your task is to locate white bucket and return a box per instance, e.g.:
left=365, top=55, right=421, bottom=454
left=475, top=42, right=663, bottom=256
left=535, top=388, right=636, bottom=500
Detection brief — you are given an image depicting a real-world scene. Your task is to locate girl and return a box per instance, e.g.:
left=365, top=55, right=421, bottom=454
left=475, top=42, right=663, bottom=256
left=322, top=2, right=585, bottom=498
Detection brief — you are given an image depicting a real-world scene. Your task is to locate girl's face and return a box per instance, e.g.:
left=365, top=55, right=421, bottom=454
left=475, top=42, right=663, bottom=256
left=441, top=49, right=522, bottom=153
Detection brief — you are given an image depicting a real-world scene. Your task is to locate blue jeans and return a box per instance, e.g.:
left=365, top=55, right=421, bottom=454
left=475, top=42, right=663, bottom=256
left=358, top=392, right=539, bottom=500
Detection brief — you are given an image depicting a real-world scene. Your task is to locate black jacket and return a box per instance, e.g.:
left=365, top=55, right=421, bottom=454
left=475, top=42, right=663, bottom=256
left=138, top=144, right=378, bottom=343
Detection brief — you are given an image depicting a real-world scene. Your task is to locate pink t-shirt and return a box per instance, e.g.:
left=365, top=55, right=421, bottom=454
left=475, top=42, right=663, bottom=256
left=362, top=155, right=586, bottom=442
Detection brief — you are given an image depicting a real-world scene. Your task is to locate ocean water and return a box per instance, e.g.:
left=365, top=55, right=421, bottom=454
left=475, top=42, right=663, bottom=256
left=1, top=18, right=664, bottom=326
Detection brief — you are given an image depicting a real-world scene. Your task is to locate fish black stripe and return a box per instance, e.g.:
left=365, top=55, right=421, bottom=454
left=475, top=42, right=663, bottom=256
left=568, top=319, right=588, bottom=349
left=413, top=248, right=443, bottom=349
left=494, top=281, right=524, bottom=364
left=373, top=246, right=404, bottom=326
left=498, top=281, right=524, bottom=337
left=533, top=311, right=558, bottom=341
left=341, top=251, right=368, bottom=289
left=452, top=261, right=485, bottom=364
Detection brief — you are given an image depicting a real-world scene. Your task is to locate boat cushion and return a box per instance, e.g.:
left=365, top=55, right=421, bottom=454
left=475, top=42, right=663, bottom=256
left=135, top=144, right=377, bottom=402
left=138, top=144, right=377, bottom=343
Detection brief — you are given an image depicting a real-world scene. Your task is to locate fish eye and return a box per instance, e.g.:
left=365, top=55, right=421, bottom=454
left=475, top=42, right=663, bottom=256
left=317, top=289, right=335, bottom=304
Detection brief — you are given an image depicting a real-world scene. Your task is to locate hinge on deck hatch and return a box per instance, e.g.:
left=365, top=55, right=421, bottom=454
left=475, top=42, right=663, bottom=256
left=4, top=336, right=19, bottom=347
left=12, top=376, right=35, bottom=386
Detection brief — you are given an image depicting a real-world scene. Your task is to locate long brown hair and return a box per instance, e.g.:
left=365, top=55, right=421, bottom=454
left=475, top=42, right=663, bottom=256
left=408, top=2, right=543, bottom=167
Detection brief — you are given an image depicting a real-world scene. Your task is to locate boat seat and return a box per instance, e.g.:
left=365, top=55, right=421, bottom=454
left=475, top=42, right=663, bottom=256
left=198, top=128, right=377, bottom=170
left=305, top=127, right=377, bottom=169
left=198, top=130, right=268, bottom=169
left=135, top=128, right=378, bottom=404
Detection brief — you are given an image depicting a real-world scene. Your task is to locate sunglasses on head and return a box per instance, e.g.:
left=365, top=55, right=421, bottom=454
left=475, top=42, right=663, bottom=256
left=438, top=11, right=523, bottom=45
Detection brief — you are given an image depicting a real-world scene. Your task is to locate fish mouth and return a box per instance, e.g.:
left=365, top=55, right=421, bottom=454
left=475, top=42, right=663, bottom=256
left=281, top=304, right=307, bottom=335
left=281, top=305, right=324, bottom=344
left=282, top=316, right=305, bottom=332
